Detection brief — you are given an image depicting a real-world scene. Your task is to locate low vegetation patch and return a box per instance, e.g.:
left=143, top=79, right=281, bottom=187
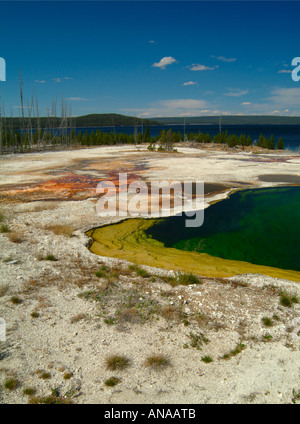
left=36, top=370, right=51, bottom=380
left=262, top=333, right=273, bottom=341
left=158, top=272, right=202, bottom=287
left=105, top=355, right=130, bottom=371
left=292, top=389, right=300, bottom=404
left=10, top=295, right=23, bottom=305
left=128, top=264, right=151, bottom=278
left=279, top=292, right=299, bottom=308
left=63, top=372, right=73, bottom=380
left=177, top=272, right=202, bottom=286
left=4, top=377, right=20, bottom=390
left=144, top=354, right=171, bottom=370
left=222, top=342, right=246, bottom=360
left=104, top=377, right=121, bottom=387
left=44, top=224, right=74, bottom=237
left=23, top=387, right=37, bottom=396
left=40, top=254, right=58, bottom=262
left=28, top=392, right=72, bottom=404
left=201, top=355, right=213, bottom=363
left=7, top=232, right=24, bottom=243
left=0, top=224, right=10, bottom=233
left=261, top=317, right=274, bottom=327
left=70, top=313, right=87, bottom=324
left=186, top=332, right=210, bottom=350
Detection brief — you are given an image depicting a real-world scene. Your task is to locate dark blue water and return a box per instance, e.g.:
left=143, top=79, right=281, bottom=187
left=75, top=124, right=300, bottom=151
left=146, top=186, right=300, bottom=272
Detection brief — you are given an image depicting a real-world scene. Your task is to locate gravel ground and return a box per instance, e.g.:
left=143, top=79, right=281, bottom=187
left=0, top=145, right=300, bottom=404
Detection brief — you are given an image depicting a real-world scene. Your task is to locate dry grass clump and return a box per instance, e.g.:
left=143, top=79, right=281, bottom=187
left=22, top=278, right=49, bottom=293
left=0, top=284, right=9, bottom=297
left=10, top=295, right=23, bottom=305
left=144, top=354, right=171, bottom=370
left=28, top=393, right=72, bottom=404
left=7, top=231, right=24, bottom=243
left=63, top=372, right=73, bottom=380
left=35, top=370, right=51, bottom=380
left=4, top=377, right=20, bottom=390
left=70, top=313, right=87, bottom=324
left=117, top=307, right=140, bottom=324
left=161, top=305, right=179, bottom=321
left=105, top=354, right=131, bottom=371
left=30, top=310, right=40, bottom=318
left=44, top=224, right=74, bottom=237
left=23, top=387, right=37, bottom=396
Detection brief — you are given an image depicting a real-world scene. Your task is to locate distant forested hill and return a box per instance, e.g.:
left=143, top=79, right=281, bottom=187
left=2, top=114, right=300, bottom=130
left=74, top=114, right=160, bottom=127
left=1, top=114, right=159, bottom=130
left=153, top=116, right=300, bottom=125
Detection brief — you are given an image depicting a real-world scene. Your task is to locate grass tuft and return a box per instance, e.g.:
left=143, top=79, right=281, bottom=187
left=201, top=355, right=213, bottom=363
left=10, top=295, right=23, bottom=305
left=104, top=376, right=121, bottom=387
left=105, top=354, right=130, bottom=371
left=144, top=354, right=171, bottom=370
left=4, top=377, right=20, bottom=390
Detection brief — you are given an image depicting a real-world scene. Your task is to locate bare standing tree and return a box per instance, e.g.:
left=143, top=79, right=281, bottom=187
left=19, top=69, right=25, bottom=151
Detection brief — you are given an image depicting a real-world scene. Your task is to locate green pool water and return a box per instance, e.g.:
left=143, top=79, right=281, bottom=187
left=146, top=186, right=300, bottom=272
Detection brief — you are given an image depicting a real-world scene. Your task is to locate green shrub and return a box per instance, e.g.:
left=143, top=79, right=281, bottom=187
left=104, top=377, right=121, bottom=387
left=201, top=355, right=213, bottom=363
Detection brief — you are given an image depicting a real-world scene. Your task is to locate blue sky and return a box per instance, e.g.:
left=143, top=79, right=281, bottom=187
left=0, top=1, right=300, bottom=118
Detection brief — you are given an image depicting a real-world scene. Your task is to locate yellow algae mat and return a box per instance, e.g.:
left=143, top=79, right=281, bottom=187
left=87, top=218, right=300, bottom=283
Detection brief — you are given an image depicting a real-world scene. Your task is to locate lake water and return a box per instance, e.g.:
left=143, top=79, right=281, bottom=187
left=146, top=186, right=300, bottom=272
left=76, top=124, right=300, bottom=151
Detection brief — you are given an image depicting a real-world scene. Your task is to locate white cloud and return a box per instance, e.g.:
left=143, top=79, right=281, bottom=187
left=241, top=102, right=251, bottom=105
left=161, top=99, right=207, bottom=109
left=149, top=40, right=156, bottom=44
left=212, top=55, right=237, bottom=63
left=35, top=80, right=46, bottom=84
left=182, top=81, right=197, bottom=86
left=120, top=98, right=209, bottom=117
left=278, top=69, right=292, bottom=74
left=63, top=76, right=73, bottom=80
left=152, top=56, right=176, bottom=69
left=266, top=87, right=300, bottom=107
left=224, top=89, right=248, bottom=97
left=189, top=64, right=216, bottom=71
left=238, top=87, right=300, bottom=115
left=53, top=77, right=62, bottom=83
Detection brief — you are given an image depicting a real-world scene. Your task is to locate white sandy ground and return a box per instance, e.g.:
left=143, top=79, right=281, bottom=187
left=0, top=145, right=300, bottom=404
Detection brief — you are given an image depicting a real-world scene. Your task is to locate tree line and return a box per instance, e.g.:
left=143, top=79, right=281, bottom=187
left=150, top=128, right=285, bottom=151
left=0, top=125, right=285, bottom=154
